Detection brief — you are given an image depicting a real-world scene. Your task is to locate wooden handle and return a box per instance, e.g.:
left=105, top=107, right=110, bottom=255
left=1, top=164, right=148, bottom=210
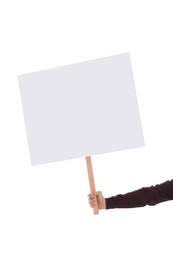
left=85, top=156, right=99, bottom=215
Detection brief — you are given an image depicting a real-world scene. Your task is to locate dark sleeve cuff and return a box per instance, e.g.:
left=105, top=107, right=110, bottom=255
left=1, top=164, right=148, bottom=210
left=105, top=197, right=117, bottom=210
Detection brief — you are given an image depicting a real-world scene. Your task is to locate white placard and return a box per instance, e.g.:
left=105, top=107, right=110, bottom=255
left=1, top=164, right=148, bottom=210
left=18, top=53, right=144, bottom=165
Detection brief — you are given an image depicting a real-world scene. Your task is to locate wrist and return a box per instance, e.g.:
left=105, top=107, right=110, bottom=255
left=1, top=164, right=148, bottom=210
left=100, top=198, right=106, bottom=209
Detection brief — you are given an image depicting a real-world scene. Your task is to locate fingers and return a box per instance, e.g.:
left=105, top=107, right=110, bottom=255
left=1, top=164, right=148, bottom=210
left=88, top=193, right=97, bottom=208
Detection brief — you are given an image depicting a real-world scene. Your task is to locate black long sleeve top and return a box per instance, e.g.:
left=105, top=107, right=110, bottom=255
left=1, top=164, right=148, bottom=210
left=105, top=179, right=173, bottom=209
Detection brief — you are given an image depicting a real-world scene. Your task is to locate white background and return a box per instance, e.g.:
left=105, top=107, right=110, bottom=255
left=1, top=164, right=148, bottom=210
left=0, top=1, right=173, bottom=259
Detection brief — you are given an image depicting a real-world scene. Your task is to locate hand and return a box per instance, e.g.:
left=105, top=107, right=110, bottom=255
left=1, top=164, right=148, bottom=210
left=88, top=191, right=106, bottom=210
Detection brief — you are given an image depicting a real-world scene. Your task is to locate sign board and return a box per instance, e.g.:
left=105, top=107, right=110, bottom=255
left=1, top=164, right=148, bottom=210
left=18, top=53, right=144, bottom=165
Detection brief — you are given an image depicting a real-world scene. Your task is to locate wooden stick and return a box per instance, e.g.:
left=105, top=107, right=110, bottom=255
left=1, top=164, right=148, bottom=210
left=85, top=156, right=99, bottom=215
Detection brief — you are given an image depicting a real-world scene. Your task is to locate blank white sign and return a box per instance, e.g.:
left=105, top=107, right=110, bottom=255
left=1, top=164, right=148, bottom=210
left=18, top=53, right=144, bottom=165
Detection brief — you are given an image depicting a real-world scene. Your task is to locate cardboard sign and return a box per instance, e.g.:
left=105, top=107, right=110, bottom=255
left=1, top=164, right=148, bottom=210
left=18, top=53, right=144, bottom=166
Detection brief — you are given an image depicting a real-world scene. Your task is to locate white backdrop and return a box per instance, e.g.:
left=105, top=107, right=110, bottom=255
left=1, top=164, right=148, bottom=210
left=0, top=1, right=173, bottom=259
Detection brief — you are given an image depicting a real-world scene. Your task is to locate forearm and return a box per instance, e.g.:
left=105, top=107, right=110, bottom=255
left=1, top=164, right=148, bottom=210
left=105, top=179, right=173, bottom=209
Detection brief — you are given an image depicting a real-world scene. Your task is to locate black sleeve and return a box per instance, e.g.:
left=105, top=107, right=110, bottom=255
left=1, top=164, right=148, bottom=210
left=105, top=179, right=173, bottom=209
